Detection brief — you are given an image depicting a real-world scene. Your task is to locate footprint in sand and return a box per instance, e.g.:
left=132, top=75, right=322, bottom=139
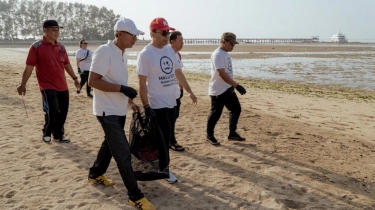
left=5, top=190, right=17, bottom=198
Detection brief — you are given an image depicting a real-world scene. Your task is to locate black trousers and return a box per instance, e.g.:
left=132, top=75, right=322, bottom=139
left=153, top=108, right=175, bottom=157
left=170, top=89, right=183, bottom=145
left=41, top=89, right=69, bottom=139
left=89, top=115, right=144, bottom=201
left=79, top=71, right=91, bottom=95
left=206, top=87, right=241, bottom=137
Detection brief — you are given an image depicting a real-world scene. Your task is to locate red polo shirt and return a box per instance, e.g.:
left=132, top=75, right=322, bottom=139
left=26, top=36, right=70, bottom=91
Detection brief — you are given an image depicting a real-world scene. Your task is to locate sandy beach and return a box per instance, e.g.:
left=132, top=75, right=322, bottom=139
left=1, top=43, right=375, bottom=209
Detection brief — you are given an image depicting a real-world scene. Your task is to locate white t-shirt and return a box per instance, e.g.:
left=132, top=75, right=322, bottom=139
left=174, top=52, right=183, bottom=99
left=90, top=40, right=130, bottom=116
left=76, top=48, right=93, bottom=71
left=208, top=48, right=233, bottom=96
left=137, top=44, right=182, bottom=109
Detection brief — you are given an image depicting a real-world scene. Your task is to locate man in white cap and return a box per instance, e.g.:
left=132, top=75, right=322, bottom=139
left=87, top=17, right=156, bottom=210
left=137, top=17, right=197, bottom=184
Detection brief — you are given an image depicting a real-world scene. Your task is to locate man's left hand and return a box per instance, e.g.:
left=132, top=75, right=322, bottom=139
left=189, top=93, right=198, bottom=106
left=74, top=79, right=81, bottom=90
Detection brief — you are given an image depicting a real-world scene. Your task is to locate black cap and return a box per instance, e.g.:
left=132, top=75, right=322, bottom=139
left=43, top=20, right=63, bottom=28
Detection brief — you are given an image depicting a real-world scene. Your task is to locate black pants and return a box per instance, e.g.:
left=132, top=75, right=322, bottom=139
left=79, top=71, right=91, bottom=95
left=170, top=89, right=183, bottom=145
left=89, top=115, right=144, bottom=201
left=154, top=108, right=175, bottom=156
left=41, top=89, right=69, bottom=139
left=206, top=87, right=241, bottom=137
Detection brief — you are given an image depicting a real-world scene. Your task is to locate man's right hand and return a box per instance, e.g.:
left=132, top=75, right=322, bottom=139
left=119, top=85, right=137, bottom=99
left=145, top=106, right=157, bottom=119
left=17, top=85, right=26, bottom=96
left=78, top=68, right=83, bottom=74
left=235, top=84, right=246, bottom=95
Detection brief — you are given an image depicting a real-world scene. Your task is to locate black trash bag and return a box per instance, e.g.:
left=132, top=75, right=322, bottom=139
left=129, top=111, right=169, bottom=181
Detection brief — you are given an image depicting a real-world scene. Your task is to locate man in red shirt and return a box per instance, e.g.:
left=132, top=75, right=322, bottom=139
left=17, top=20, right=80, bottom=143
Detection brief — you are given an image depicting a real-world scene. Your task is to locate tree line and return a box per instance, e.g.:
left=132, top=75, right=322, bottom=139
left=0, top=0, right=120, bottom=41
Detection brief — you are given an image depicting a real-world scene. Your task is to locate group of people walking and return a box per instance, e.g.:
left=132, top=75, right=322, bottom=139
left=16, top=17, right=247, bottom=210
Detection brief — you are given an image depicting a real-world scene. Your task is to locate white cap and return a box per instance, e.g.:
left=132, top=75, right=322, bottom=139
left=114, top=17, right=144, bottom=35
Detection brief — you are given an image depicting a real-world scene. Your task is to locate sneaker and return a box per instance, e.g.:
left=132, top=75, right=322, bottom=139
left=206, top=136, right=220, bottom=146
left=88, top=175, right=115, bottom=187
left=54, top=137, right=71, bottom=143
left=87, top=93, right=93, bottom=98
left=167, top=171, right=178, bottom=184
left=228, top=132, right=246, bottom=141
left=129, top=197, right=156, bottom=210
left=42, top=134, right=51, bottom=143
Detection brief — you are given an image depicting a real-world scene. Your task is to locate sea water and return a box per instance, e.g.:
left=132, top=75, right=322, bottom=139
left=8, top=48, right=375, bottom=90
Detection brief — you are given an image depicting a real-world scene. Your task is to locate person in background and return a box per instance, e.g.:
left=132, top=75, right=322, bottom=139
left=76, top=39, right=93, bottom=97
left=206, top=32, right=247, bottom=146
left=137, top=17, right=197, bottom=184
left=17, top=20, right=80, bottom=143
left=169, top=31, right=185, bottom=152
left=87, top=17, right=156, bottom=210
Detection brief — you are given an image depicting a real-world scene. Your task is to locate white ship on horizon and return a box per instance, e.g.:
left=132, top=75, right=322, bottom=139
left=331, top=29, right=348, bottom=43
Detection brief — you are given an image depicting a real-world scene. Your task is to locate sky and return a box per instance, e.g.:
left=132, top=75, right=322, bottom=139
left=59, top=0, right=375, bottom=42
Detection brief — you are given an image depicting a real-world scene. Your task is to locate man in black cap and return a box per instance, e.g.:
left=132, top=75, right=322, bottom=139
left=206, top=32, right=247, bottom=146
left=17, top=20, right=80, bottom=143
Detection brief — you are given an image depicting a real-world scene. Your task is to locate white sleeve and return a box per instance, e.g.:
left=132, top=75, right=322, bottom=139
left=136, top=52, right=151, bottom=76
left=213, top=52, right=225, bottom=70
left=75, top=49, right=82, bottom=59
left=90, top=46, right=109, bottom=75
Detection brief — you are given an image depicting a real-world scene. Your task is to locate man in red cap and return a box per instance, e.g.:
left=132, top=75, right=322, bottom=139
left=137, top=17, right=197, bottom=184
left=17, top=20, right=80, bottom=143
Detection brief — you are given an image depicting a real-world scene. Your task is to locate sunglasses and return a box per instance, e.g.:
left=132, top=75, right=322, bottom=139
left=122, top=31, right=138, bottom=38
left=225, top=40, right=234, bottom=46
left=154, top=30, right=170, bottom=37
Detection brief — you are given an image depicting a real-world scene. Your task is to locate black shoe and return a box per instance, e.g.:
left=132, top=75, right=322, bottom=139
left=87, top=93, right=93, bottom=98
left=77, top=90, right=80, bottom=94
left=54, top=137, right=70, bottom=143
left=228, top=132, right=246, bottom=141
left=206, top=136, right=220, bottom=146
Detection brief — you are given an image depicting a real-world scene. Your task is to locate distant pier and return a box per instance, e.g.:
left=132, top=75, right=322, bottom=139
left=184, top=37, right=320, bottom=45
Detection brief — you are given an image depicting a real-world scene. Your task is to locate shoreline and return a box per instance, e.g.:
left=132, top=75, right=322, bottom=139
left=128, top=66, right=375, bottom=102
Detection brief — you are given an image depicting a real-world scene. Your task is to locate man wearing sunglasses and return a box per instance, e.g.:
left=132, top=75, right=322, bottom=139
left=137, top=17, right=197, bottom=184
left=206, top=32, right=247, bottom=146
left=87, top=17, right=156, bottom=210
left=17, top=20, right=80, bottom=143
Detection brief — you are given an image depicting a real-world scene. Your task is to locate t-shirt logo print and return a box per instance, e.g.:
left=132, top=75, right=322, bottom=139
left=160, top=56, right=173, bottom=74
left=227, top=57, right=232, bottom=72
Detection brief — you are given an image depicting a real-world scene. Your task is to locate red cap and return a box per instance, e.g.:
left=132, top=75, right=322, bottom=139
left=149, top=17, right=175, bottom=31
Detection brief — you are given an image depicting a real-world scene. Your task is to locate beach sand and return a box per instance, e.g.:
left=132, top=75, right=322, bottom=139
left=1, top=44, right=375, bottom=209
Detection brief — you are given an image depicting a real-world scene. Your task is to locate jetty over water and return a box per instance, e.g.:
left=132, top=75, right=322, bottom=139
left=184, top=36, right=319, bottom=45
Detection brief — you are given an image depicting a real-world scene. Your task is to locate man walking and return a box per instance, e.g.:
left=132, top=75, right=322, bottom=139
left=137, top=17, right=197, bottom=183
left=206, top=32, right=247, bottom=146
left=17, top=20, right=80, bottom=143
left=87, top=17, right=156, bottom=210
left=169, top=31, right=185, bottom=152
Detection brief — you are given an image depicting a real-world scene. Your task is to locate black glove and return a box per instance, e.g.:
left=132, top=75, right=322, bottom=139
left=77, top=68, right=83, bottom=74
left=119, top=85, right=137, bottom=99
left=235, top=84, right=246, bottom=95
left=145, top=106, right=157, bottom=119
